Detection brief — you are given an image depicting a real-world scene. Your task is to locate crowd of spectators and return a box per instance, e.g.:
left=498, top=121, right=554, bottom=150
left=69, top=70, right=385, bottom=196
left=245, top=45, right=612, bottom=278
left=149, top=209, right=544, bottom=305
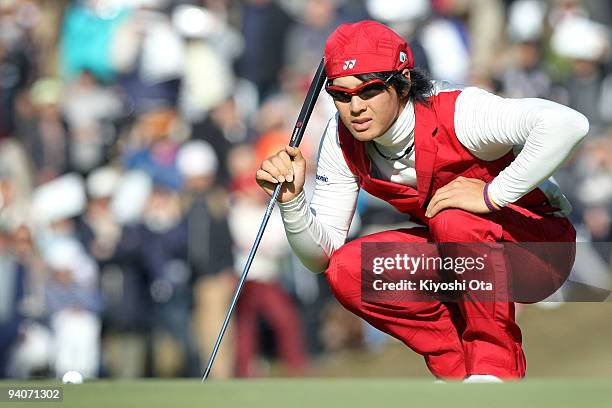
left=1, top=0, right=611, bottom=380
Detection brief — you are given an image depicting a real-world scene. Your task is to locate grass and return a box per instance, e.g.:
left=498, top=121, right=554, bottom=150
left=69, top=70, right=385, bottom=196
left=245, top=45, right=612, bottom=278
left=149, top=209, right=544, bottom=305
left=3, top=305, right=611, bottom=407
left=2, top=378, right=612, bottom=408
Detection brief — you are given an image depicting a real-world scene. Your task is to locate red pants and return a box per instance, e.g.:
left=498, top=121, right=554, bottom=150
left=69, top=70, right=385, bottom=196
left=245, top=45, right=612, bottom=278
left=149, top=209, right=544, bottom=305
left=324, top=206, right=575, bottom=379
left=236, top=281, right=308, bottom=377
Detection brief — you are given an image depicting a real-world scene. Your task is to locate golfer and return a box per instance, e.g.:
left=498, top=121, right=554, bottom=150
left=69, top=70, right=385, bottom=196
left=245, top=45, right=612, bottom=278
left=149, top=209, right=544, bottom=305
left=255, top=20, right=588, bottom=382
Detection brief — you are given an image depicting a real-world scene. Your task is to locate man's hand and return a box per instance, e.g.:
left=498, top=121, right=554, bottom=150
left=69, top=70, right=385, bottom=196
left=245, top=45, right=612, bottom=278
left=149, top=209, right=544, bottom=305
left=256, top=146, right=306, bottom=203
left=425, top=177, right=501, bottom=218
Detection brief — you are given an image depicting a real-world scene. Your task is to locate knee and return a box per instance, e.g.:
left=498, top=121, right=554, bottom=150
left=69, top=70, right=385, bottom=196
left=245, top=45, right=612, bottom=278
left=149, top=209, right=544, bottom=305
left=325, top=240, right=363, bottom=313
left=428, top=209, right=501, bottom=242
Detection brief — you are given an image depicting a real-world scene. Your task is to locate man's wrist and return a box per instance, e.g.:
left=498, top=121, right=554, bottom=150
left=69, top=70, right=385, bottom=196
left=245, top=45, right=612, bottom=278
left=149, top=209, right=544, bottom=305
left=276, top=189, right=306, bottom=209
left=276, top=188, right=304, bottom=205
left=277, top=190, right=306, bottom=208
left=277, top=190, right=311, bottom=233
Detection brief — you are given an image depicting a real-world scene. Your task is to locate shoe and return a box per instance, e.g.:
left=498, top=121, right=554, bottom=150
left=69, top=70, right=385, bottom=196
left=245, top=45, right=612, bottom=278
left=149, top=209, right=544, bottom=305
left=463, top=375, right=504, bottom=383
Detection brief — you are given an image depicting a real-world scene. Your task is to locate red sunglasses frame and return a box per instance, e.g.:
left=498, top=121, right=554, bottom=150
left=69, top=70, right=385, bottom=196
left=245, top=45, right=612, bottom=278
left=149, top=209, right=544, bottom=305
left=325, top=71, right=400, bottom=102
left=325, top=79, right=388, bottom=102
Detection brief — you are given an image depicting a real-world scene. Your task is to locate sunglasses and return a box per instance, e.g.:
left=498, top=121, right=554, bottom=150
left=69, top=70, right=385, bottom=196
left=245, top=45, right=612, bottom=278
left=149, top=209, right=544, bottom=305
left=325, top=71, right=399, bottom=103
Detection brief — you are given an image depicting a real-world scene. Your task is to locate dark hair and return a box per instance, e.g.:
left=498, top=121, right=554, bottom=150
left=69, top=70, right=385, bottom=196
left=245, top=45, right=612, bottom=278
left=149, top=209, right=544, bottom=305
left=354, top=67, right=434, bottom=106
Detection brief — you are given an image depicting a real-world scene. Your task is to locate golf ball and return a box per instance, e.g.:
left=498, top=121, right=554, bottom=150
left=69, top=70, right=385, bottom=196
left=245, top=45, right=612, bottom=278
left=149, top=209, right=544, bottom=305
left=62, top=370, right=84, bottom=384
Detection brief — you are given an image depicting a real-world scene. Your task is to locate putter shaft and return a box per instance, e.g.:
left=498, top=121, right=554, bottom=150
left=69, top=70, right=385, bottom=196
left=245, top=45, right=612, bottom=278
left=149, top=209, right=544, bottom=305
left=201, top=184, right=282, bottom=381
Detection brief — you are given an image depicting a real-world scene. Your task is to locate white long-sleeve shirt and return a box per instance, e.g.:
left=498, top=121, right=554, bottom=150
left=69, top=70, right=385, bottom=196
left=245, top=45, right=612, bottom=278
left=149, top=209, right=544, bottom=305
left=278, top=85, right=590, bottom=272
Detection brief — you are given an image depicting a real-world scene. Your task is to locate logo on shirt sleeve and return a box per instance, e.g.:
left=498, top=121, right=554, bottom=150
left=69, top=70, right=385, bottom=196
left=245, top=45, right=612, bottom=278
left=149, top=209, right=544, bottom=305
left=316, top=174, right=329, bottom=183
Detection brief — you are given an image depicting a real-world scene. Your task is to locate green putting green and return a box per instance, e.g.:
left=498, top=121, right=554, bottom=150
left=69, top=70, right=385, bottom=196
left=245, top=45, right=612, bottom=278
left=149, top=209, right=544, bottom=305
left=2, top=378, right=611, bottom=408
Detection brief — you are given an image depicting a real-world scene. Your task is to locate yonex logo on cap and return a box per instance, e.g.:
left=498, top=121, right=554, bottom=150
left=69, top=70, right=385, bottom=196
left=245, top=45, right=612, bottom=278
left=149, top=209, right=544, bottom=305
left=343, top=59, right=357, bottom=70
left=400, top=52, right=407, bottom=63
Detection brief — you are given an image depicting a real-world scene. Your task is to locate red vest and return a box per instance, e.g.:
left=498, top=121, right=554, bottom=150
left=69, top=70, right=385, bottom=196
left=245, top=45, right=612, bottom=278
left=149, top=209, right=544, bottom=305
left=338, top=90, right=557, bottom=225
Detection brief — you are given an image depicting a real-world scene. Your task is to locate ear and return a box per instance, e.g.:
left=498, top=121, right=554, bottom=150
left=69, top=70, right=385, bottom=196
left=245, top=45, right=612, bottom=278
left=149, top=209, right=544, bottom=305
left=402, top=68, right=411, bottom=81
left=399, top=68, right=411, bottom=98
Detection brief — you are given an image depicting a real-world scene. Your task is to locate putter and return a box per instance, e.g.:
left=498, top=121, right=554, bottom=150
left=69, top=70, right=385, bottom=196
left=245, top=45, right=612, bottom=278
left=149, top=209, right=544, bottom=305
left=202, top=58, right=327, bottom=381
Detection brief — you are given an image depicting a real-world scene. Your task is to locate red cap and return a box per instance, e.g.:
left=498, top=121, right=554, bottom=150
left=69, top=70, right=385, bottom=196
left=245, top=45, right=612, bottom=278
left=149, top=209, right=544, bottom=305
left=324, top=20, right=414, bottom=80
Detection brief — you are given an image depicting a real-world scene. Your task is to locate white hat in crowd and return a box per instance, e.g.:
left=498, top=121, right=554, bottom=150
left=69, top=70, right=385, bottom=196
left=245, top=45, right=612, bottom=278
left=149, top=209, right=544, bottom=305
left=507, top=0, right=547, bottom=42
left=551, top=16, right=609, bottom=61
left=176, top=140, right=218, bottom=179
left=365, top=0, right=430, bottom=23
left=43, top=237, right=82, bottom=271
left=31, top=174, right=86, bottom=225
left=42, top=236, right=97, bottom=285
left=111, top=170, right=153, bottom=225
left=86, top=166, right=122, bottom=200
left=172, top=5, right=220, bottom=39
left=113, top=0, right=170, bottom=9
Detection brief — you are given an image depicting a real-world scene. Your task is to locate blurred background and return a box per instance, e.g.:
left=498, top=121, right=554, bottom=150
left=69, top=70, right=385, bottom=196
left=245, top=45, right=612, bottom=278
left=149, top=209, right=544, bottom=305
left=1, top=0, right=611, bottom=381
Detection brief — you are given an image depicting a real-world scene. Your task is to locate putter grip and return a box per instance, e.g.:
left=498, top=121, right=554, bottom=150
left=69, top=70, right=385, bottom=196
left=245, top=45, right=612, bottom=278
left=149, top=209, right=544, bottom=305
left=289, top=58, right=327, bottom=148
